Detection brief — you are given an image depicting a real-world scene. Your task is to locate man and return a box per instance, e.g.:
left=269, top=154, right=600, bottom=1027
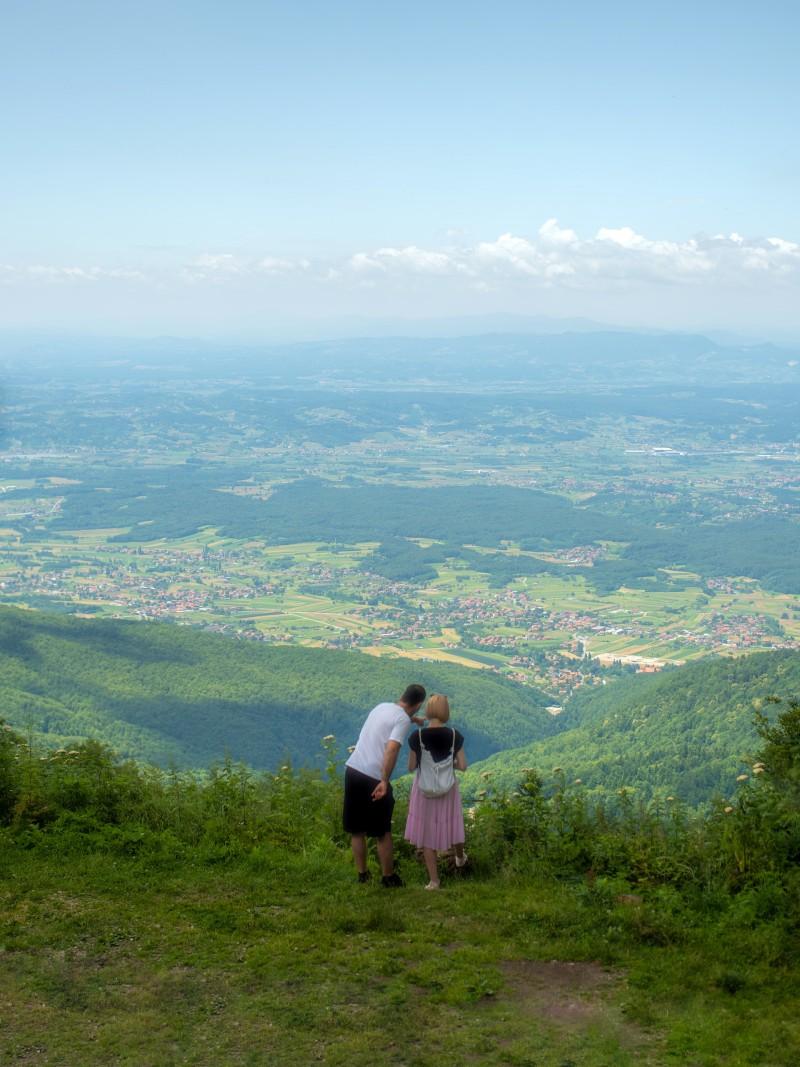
left=343, top=683, right=426, bottom=887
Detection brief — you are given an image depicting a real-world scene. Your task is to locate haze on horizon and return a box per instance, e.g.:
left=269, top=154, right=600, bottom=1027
left=1, top=0, right=798, bottom=341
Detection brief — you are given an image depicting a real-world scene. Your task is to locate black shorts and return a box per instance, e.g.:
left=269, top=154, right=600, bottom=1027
left=343, top=766, right=395, bottom=837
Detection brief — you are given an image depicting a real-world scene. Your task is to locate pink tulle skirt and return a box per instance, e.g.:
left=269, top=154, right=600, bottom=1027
left=404, top=775, right=465, bottom=851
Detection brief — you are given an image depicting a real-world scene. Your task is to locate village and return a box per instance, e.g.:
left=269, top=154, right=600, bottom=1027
left=1, top=529, right=797, bottom=698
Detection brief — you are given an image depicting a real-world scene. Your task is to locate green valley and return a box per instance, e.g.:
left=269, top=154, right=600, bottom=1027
left=0, top=605, right=553, bottom=770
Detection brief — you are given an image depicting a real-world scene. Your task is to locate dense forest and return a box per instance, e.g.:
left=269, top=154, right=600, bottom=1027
left=0, top=606, right=553, bottom=770
left=465, top=649, right=800, bottom=806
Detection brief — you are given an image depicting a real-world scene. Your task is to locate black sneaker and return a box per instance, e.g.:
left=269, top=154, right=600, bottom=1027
left=357, top=870, right=371, bottom=884
left=381, top=872, right=404, bottom=888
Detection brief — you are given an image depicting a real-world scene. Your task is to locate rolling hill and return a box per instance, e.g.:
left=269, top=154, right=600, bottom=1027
left=0, top=605, right=553, bottom=771
left=465, top=649, right=800, bottom=806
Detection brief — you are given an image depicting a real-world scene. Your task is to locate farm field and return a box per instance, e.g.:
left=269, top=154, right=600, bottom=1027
left=2, top=519, right=799, bottom=697
left=1, top=353, right=798, bottom=699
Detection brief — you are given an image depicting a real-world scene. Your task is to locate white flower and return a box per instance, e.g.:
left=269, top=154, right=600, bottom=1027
left=724, top=806, right=734, bottom=814
left=753, top=767, right=765, bottom=775
left=574, top=778, right=583, bottom=785
left=736, top=774, right=749, bottom=782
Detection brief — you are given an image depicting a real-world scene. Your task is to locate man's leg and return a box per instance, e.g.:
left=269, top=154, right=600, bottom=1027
left=376, top=832, right=394, bottom=877
left=351, top=833, right=368, bottom=874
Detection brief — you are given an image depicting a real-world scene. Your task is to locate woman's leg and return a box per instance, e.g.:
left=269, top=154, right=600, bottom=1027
left=423, top=847, right=439, bottom=886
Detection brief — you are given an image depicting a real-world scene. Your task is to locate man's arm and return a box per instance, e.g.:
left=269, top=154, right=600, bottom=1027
left=371, top=740, right=402, bottom=800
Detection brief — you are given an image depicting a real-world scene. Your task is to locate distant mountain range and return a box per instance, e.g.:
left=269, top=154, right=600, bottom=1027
left=2, top=326, right=798, bottom=387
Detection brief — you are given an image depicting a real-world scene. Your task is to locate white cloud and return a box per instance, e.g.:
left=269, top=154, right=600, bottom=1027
left=183, top=252, right=312, bottom=282
left=348, top=245, right=455, bottom=275
left=0, top=264, right=145, bottom=283
left=3, top=223, right=799, bottom=296
left=538, top=218, right=579, bottom=246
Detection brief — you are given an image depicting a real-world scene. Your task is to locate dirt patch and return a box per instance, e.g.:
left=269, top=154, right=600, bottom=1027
left=501, top=960, right=617, bottom=1025
left=499, top=959, right=659, bottom=1056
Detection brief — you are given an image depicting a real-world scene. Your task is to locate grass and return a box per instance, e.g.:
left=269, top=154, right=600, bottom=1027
left=2, top=842, right=799, bottom=1067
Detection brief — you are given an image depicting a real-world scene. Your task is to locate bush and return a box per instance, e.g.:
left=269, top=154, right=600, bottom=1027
left=2, top=703, right=800, bottom=932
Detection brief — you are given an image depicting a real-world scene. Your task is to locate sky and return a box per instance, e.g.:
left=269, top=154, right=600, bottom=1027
left=1, top=0, right=799, bottom=339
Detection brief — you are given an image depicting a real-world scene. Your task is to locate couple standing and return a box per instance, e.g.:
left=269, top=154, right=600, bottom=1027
left=342, top=683, right=468, bottom=889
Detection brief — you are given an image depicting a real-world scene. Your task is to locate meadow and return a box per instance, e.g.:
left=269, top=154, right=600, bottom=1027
left=2, top=706, right=800, bottom=1067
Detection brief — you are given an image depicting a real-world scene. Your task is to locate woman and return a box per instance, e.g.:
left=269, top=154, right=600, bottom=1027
left=404, top=693, right=468, bottom=889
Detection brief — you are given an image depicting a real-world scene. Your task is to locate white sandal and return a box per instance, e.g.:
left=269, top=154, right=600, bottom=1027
left=424, top=881, right=440, bottom=890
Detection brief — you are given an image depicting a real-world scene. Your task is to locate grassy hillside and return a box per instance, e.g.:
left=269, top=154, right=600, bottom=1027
left=3, top=705, right=800, bottom=1066
left=6, top=847, right=799, bottom=1067
left=465, top=650, right=800, bottom=806
left=0, top=606, right=553, bottom=770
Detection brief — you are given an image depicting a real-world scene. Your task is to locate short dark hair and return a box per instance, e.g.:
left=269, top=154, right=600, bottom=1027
left=400, top=683, right=426, bottom=707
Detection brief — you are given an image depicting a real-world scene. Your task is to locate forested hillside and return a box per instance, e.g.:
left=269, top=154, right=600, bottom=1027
left=465, top=650, right=800, bottom=806
left=0, top=606, right=552, bottom=770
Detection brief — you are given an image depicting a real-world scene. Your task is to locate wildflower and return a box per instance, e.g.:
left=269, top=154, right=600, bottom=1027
left=666, top=796, right=675, bottom=802
left=724, top=806, right=734, bottom=814
left=753, top=766, right=765, bottom=775
left=39, top=756, right=48, bottom=761
left=574, top=778, right=582, bottom=785
left=552, top=766, right=562, bottom=774
left=736, top=774, right=748, bottom=782
left=347, top=745, right=356, bottom=754
left=480, top=771, right=491, bottom=780
left=322, top=734, right=335, bottom=743
left=477, top=790, right=488, bottom=800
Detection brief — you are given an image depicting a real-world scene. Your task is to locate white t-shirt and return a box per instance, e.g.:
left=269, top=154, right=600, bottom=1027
left=346, top=702, right=412, bottom=781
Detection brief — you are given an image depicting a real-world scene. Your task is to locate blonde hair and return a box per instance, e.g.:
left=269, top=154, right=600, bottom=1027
left=425, top=693, right=450, bottom=724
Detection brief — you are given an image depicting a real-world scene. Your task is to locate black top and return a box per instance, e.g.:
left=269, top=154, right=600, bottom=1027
left=409, top=727, right=465, bottom=764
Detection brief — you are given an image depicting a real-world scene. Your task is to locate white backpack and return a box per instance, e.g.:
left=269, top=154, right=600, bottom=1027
left=417, top=728, right=456, bottom=798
